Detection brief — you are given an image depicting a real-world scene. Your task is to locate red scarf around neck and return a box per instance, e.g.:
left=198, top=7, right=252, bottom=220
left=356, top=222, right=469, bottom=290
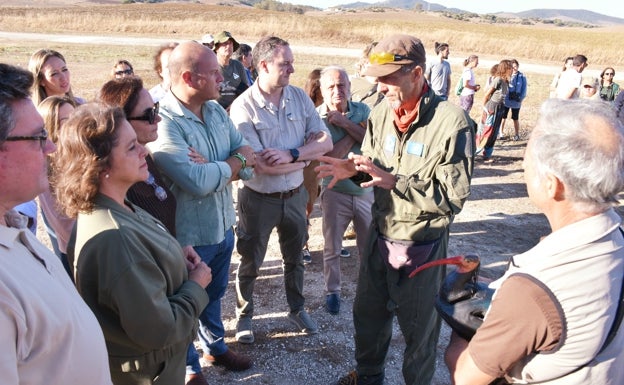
left=393, top=83, right=429, bottom=133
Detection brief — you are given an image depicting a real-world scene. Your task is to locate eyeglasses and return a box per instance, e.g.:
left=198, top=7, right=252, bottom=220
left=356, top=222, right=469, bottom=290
left=4, top=129, right=49, bottom=149
left=115, top=69, right=134, bottom=76
left=368, top=52, right=416, bottom=66
left=128, top=102, right=159, bottom=125
left=605, top=72, right=615, bottom=76
left=146, top=173, right=168, bottom=201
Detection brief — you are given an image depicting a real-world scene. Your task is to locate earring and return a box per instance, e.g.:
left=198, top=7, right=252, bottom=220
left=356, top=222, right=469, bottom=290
left=105, top=174, right=110, bottom=179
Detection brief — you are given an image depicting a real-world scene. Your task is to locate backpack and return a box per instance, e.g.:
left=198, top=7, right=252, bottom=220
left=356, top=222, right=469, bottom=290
left=455, top=76, right=464, bottom=96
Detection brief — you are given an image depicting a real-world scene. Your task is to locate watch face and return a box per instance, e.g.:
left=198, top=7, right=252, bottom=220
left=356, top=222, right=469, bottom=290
left=290, top=148, right=300, bottom=162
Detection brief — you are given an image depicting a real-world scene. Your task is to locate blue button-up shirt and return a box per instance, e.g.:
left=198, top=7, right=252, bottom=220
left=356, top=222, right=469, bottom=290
left=147, top=92, right=247, bottom=246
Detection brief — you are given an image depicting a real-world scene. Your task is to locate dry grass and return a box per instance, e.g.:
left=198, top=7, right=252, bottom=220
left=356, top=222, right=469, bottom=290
left=2, top=3, right=624, bottom=64
left=0, top=2, right=622, bottom=130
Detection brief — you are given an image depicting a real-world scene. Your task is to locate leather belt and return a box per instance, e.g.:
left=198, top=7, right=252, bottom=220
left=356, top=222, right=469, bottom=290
left=247, top=186, right=301, bottom=199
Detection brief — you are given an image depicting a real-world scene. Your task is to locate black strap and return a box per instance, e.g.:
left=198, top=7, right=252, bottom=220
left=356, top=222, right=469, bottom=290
left=358, top=83, right=377, bottom=103
left=598, top=227, right=624, bottom=354
left=359, top=84, right=384, bottom=107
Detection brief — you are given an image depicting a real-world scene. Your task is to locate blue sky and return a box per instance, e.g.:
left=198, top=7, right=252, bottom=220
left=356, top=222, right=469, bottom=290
left=288, top=0, right=624, bottom=19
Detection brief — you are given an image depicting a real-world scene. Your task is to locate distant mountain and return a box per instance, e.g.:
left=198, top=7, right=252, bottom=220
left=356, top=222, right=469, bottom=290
left=515, top=9, right=624, bottom=26
left=331, top=0, right=624, bottom=26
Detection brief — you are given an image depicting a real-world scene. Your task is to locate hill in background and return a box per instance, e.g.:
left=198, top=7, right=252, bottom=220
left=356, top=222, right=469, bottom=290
left=331, top=0, right=624, bottom=26
left=4, top=0, right=622, bottom=27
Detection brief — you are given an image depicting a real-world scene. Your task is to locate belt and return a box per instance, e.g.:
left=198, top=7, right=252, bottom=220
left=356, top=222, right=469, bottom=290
left=247, top=186, right=301, bottom=199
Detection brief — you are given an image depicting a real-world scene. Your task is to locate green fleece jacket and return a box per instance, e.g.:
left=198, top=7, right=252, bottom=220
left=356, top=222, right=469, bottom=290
left=363, top=87, right=475, bottom=242
left=73, top=194, right=209, bottom=377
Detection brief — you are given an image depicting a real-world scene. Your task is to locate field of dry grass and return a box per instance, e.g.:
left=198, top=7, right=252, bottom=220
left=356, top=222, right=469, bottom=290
left=2, top=3, right=624, bottom=64
left=3, top=2, right=622, bottom=131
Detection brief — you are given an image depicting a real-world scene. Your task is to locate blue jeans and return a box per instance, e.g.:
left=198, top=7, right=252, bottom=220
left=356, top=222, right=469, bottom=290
left=483, top=104, right=506, bottom=158
left=186, top=228, right=234, bottom=374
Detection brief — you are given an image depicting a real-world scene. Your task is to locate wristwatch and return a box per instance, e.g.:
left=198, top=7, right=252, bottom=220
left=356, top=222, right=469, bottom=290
left=289, top=148, right=300, bottom=163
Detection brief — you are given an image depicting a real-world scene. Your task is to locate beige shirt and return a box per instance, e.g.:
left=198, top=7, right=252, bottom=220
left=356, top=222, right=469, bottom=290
left=0, top=225, right=112, bottom=385
left=230, top=82, right=329, bottom=194
left=470, top=209, right=624, bottom=384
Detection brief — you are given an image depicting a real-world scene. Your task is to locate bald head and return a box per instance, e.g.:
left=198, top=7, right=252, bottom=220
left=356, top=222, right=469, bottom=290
left=168, top=41, right=211, bottom=85
left=166, top=40, right=223, bottom=105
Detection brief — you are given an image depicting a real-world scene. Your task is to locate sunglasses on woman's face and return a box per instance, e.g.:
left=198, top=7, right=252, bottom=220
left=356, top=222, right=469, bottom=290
left=115, top=69, right=134, bottom=76
left=128, top=102, right=159, bottom=124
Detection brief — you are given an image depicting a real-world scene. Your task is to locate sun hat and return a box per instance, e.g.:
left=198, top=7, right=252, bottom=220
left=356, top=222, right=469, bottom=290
left=213, top=31, right=240, bottom=51
left=201, top=34, right=214, bottom=45
left=363, top=34, right=426, bottom=77
left=581, top=76, right=598, bottom=88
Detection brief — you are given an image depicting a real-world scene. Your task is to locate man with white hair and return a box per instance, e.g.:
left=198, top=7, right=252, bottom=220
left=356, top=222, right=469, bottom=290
left=446, top=99, right=624, bottom=385
left=317, top=65, right=373, bottom=315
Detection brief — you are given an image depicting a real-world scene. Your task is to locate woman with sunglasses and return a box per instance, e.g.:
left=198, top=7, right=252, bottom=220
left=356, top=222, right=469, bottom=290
left=28, top=49, right=85, bottom=106
left=54, top=103, right=212, bottom=385
left=98, top=76, right=206, bottom=235
left=599, top=67, right=620, bottom=102
left=112, top=59, right=135, bottom=79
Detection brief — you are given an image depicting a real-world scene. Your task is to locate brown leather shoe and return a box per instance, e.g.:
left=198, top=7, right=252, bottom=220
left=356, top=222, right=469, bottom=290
left=185, top=372, right=209, bottom=385
left=203, top=350, right=252, bottom=371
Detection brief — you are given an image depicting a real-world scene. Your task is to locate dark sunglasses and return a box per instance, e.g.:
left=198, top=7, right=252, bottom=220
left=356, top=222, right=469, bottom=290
left=4, top=129, right=49, bottom=150
left=128, top=102, right=159, bottom=124
left=604, top=72, right=615, bottom=76
left=115, top=69, right=134, bottom=76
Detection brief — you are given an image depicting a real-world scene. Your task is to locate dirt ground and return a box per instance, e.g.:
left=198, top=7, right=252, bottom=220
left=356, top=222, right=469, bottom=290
left=189, top=136, right=552, bottom=385
left=33, top=124, right=622, bottom=384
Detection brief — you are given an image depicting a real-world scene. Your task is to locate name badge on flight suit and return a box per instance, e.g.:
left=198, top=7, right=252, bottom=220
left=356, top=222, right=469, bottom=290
left=384, top=135, right=396, bottom=155
left=406, top=141, right=425, bottom=157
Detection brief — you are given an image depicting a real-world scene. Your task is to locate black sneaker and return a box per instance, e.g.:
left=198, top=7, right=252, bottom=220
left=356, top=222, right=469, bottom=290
left=325, top=293, right=340, bottom=315
left=335, top=371, right=384, bottom=385
left=302, top=248, right=312, bottom=264
left=287, top=309, right=318, bottom=334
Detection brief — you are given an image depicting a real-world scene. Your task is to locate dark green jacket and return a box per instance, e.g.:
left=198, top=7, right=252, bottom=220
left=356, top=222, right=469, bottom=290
left=363, top=87, right=475, bottom=242
left=73, top=194, right=209, bottom=377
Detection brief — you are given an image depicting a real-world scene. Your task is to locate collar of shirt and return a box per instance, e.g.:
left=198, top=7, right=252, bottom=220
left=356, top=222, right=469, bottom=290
left=0, top=225, right=52, bottom=271
left=160, top=91, right=220, bottom=122
left=249, top=82, right=296, bottom=112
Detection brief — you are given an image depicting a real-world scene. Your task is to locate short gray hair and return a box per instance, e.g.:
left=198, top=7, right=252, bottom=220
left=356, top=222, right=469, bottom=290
left=320, top=65, right=350, bottom=95
left=320, top=65, right=349, bottom=83
left=251, top=36, right=289, bottom=69
left=529, top=98, right=624, bottom=212
left=0, top=63, right=34, bottom=143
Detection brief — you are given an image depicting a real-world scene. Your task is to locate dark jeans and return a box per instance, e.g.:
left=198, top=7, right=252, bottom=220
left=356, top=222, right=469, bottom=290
left=186, top=228, right=235, bottom=374
left=235, top=186, right=308, bottom=318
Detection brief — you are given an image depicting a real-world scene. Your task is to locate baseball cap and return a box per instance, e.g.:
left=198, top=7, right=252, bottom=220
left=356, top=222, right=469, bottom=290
left=363, top=34, right=426, bottom=77
left=213, top=31, right=240, bottom=51
left=201, top=34, right=214, bottom=45
left=581, top=76, right=598, bottom=88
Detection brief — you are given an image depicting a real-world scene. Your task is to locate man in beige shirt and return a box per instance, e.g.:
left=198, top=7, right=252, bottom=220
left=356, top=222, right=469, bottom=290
left=0, top=63, right=112, bottom=385
left=230, top=35, right=332, bottom=344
